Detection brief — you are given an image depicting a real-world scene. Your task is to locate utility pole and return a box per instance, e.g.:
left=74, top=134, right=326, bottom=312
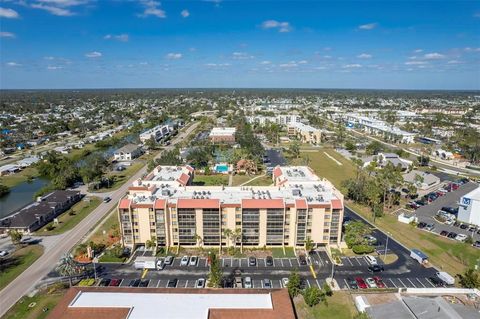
left=384, top=232, right=390, bottom=262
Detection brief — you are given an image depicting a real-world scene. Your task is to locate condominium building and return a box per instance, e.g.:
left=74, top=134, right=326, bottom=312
left=117, top=165, right=344, bottom=250
left=246, top=115, right=300, bottom=126
left=287, top=122, right=322, bottom=145
left=139, top=124, right=171, bottom=143
left=209, top=127, right=236, bottom=144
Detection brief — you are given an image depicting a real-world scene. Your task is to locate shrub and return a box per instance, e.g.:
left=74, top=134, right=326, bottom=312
left=303, top=287, right=323, bottom=307
left=46, top=224, right=55, bottom=231
left=352, top=244, right=375, bottom=254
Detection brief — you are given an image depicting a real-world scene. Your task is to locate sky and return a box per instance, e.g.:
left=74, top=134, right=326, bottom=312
left=0, top=0, right=479, bottom=90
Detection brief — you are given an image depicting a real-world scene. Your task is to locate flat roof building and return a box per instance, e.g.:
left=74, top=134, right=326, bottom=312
left=209, top=127, right=236, bottom=144
left=458, top=186, right=480, bottom=227
left=47, top=287, right=296, bottom=319
left=118, top=165, right=344, bottom=249
left=287, top=122, right=322, bottom=145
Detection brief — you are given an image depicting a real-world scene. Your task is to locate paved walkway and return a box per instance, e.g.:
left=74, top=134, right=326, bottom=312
left=0, top=122, right=200, bottom=317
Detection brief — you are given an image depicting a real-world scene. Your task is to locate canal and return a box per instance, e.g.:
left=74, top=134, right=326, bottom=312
left=0, top=177, right=49, bottom=219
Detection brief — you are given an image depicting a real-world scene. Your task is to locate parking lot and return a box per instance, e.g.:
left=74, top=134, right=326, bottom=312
left=414, top=181, right=480, bottom=242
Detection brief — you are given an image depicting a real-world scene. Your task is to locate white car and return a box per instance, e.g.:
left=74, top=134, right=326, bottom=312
left=364, top=255, right=378, bottom=265
left=282, top=278, right=289, bottom=287
left=189, top=256, right=198, bottom=266
left=244, top=276, right=252, bottom=288
left=196, top=278, right=205, bottom=288
left=180, top=256, right=190, bottom=266
left=455, top=234, right=468, bottom=242
left=156, top=258, right=165, bottom=270
left=366, top=277, right=377, bottom=288
left=0, top=250, right=8, bottom=257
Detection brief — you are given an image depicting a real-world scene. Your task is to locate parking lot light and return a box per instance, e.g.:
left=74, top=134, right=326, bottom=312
left=384, top=232, right=391, bottom=263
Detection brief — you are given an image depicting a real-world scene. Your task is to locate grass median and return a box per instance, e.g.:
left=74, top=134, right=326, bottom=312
left=0, top=245, right=44, bottom=291
left=293, top=291, right=359, bottom=319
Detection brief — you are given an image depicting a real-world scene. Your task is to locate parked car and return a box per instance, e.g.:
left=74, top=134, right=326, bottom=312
left=473, top=241, right=480, bottom=248
left=364, top=255, right=378, bottom=265
left=266, top=256, right=274, bottom=266
left=139, top=279, right=149, bottom=287
left=248, top=256, right=257, bottom=266
left=429, top=276, right=444, bottom=287
left=164, top=255, right=174, bottom=265
left=180, top=256, right=190, bottom=266
left=99, top=278, right=111, bottom=286
left=373, top=276, right=385, bottom=288
left=263, top=279, right=272, bottom=289
left=366, top=278, right=377, bottom=288
left=447, top=232, right=457, bottom=239
left=196, top=278, right=205, bottom=288
left=460, top=224, right=468, bottom=230
left=109, top=278, right=121, bottom=286
left=368, top=265, right=384, bottom=273
left=128, top=279, right=141, bottom=287
left=355, top=277, right=368, bottom=289
left=0, top=250, right=9, bottom=257
left=455, top=234, right=468, bottom=242
left=244, top=276, right=252, bottom=288
left=298, top=254, right=307, bottom=265
left=157, top=258, right=165, bottom=270
left=189, top=256, right=198, bottom=266
left=417, top=222, right=427, bottom=229
left=282, top=278, right=289, bottom=287
left=347, top=277, right=358, bottom=289
left=440, top=230, right=449, bottom=236
left=425, top=224, right=435, bottom=231
left=167, top=279, right=178, bottom=288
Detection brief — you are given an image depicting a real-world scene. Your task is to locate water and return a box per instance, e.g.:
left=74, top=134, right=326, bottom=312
left=215, top=164, right=229, bottom=173
left=0, top=178, right=49, bottom=219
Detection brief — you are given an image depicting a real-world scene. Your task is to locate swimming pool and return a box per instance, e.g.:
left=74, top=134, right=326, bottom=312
left=215, top=164, right=229, bottom=173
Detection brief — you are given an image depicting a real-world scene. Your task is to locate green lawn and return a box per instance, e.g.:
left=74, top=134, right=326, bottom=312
left=95, top=161, right=145, bottom=193
left=243, top=175, right=273, bottom=186
left=2, top=284, right=67, bottom=319
left=86, top=209, right=119, bottom=246
left=294, top=291, right=359, bottom=319
left=34, top=197, right=101, bottom=235
left=231, top=174, right=253, bottom=186
left=0, top=245, right=44, bottom=290
left=0, top=166, right=40, bottom=188
left=272, top=247, right=296, bottom=258
left=98, top=252, right=126, bottom=263
left=193, top=174, right=229, bottom=186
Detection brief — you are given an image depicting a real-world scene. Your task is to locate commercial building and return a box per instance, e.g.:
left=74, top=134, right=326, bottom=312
left=345, top=114, right=416, bottom=144
left=246, top=115, right=300, bottom=126
left=402, top=170, right=440, bottom=191
left=209, top=127, right=236, bottom=144
left=139, top=124, right=171, bottom=143
left=0, top=190, right=82, bottom=234
left=113, top=144, right=143, bottom=161
left=47, top=287, right=296, bottom=319
left=363, top=153, right=412, bottom=171
left=458, top=186, right=480, bottom=227
left=118, top=165, right=344, bottom=249
left=287, top=122, right=322, bottom=145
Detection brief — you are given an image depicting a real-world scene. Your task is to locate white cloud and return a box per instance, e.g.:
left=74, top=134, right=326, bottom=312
left=423, top=52, right=445, bottom=60
left=166, top=53, right=182, bottom=60
left=447, top=60, right=462, bottom=64
left=414, top=49, right=423, bottom=53
left=180, top=9, right=189, bottom=18
left=104, top=34, right=129, bottom=42
left=139, top=62, right=149, bottom=65
left=297, top=60, right=308, bottom=64
left=261, top=20, right=292, bottom=32
left=358, top=23, right=377, bottom=30
left=6, top=62, right=21, bottom=67
left=85, top=51, right=102, bottom=58
left=464, top=47, right=480, bottom=52
left=405, top=61, right=427, bottom=65
left=343, top=64, right=362, bottom=68
left=232, top=52, right=254, bottom=59
left=47, top=65, right=64, bottom=70
left=279, top=62, right=298, bottom=68
left=0, top=31, right=15, bottom=38
left=139, top=0, right=166, bottom=18
left=31, top=3, right=74, bottom=16
left=0, top=7, right=19, bottom=18
left=357, top=53, right=372, bottom=59
left=260, top=60, right=271, bottom=65
left=205, top=63, right=231, bottom=68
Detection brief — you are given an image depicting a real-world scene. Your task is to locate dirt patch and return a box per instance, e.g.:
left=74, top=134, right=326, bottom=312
left=355, top=292, right=400, bottom=306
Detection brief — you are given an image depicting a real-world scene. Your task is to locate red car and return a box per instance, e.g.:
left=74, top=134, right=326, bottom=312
left=355, top=277, right=368, bottom=289
left=373, top=276, right=386, bottom=288
left=109, top=278, right=121, bottom=286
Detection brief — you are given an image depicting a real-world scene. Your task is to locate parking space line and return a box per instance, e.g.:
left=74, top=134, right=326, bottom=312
left=222, top=259, right=225, bottom=267
left=261, top=281, right=264, bottom=288
left=156, top=280, right=162, bottom=288
left=389, top=279, right=397, bottom=288
left=416, top=278, right=426, bottom=288
left=354, top=258, right=362, bottom=266
left=344, top=257, right=354, bottom=266
left=344, top=279, right=350, bottom=289
left=315, top=251, right=324, bottom=267
left=273, top=258, right=276, bottom=267
left=185, top=280, right=188, bottom=288
left=278, top=279, right=282, bottom=288
left=230, top=258, right=233, bottom=267
left=289, top=259, right=293, bottom=267
left=205, top=258, right=208, bottom=267
left=315, top=279, right=321, bottom=288
left=406, top=278, right=416, bottom=288
left=426, top=278, right=435, bottom=287
left=306, top=280, right=311, bottom=288
left=397, top=278, right=407, bottom=288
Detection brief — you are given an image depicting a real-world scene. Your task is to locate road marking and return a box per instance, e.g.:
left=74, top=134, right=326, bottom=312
left=406, top=278, right=416, bottom=288
left=261, top=281, right=264, bottom=288
left=416, top=278, right=426, bottom=288
left=316, top=279, right=321, bottom=288
left=344, top=257, right=354, bottom=266
left=156, top=280, right=162, bottom=288
left=279, top=279, right=282, bottom=288
left=316, top=251, right=325, bottom=267
left=289, top=259, right=293, bottom=267
left=354, top=258, right=362, bottom=266
left=306, top=280, right=311, bottom=288
left=222, top=259, right=225, bottom=267
left=383, top=280, right=388, bottom=288
left=344, top=279, right=350, bottom=289
left=281, top=258, right=285, bottom=267
left=389, top=279, right=397, bottom=288
left=185, top=280, right=188, bottom=288
left=230, top=258, right=233, bottom=267
left=397, top=278, right=407, bottom=288
left=141, top=269, right=148, bottom=279
left=425, top=278, right=435, bottom=287
left=273, top=258, right=276, bottom=267
left=205, top=258, right=208, bottom=267
left=309, top=265, right=317, bottom=279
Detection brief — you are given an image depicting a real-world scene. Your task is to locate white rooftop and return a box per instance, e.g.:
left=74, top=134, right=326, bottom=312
left=288, top=122, right=319, bottom=133
left=70, top=291, right=273, bottom=319
left=209, top=127, right=236, bottom=136
left=462, top=186, right=480, bottom=201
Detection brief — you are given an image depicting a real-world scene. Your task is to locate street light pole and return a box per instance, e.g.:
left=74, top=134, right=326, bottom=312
left=384, top=232, right=390, bottom=262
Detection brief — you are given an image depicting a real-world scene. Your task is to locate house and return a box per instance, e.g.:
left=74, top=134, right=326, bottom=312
left=0, top=164, right=20, bottom=176
left=113, top=144, right=143, bottom=161
left=363, top=153, right=412, bottom=171
left=17, top=156, right=40, bottom=168
left=402, top=170, right=440, bottom=190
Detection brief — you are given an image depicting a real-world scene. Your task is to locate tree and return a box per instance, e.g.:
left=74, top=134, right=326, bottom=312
left=9, top=230, right=22, bottom=247
left=146, top=236, right=156, bottom=250
left=345, top=140, right=357, bottom=152
left=145, top=136, right=157, bottom=150
left=286, top=270, right=302, bottom=297
left=323, top=282, right=333, bottom=296
left=457, top=268, right=480, bottom=288
left=303, top=286, right=323, bottom=307
left=305, top=237, right=314, bottom=252
left=365, top=141, right=383, bottom=155
left=207, top=251, right=223, bottom=288
left=290, top=141, right=300, bottom=159
left=0, top=184, right=10, bottom=197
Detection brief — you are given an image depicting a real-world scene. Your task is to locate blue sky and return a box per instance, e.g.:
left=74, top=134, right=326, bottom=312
left=1, top=0, right=479, bottom=89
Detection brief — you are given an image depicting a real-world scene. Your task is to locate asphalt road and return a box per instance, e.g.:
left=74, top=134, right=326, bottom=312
left=0, top=122, right=200, bottom=317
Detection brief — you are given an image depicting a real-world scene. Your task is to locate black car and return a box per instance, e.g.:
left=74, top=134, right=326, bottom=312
left=368, top=265, right=384, bottom=272
left=139, top=279, right=150, bottom=287
left=99, top=278, right=111, bottom=286
left=447, top=232, right=457, bottom=238
left=460, top=224, right=468, bottom=230
left=298, top=254, right=307, bottom=265
left=417, top=222, right=427, bottom=229
left=453, top=221, right=461, bottom=227
left=429, top=277, right=445, bottom=287
left=167, top=279, right=178, bottom=288
left=473, top=241, right=480, bottom=248
left=347, top=277, right=358, bottom=289
left=249, top=256, right=257, bottom=266
left=128, top=279, right=141, bottom=287
left=266, top=256, right=274, bottom=266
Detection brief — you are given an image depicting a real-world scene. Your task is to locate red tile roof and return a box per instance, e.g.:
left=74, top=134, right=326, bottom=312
left=154, top=199, right=166, bottom=209
left=177, top=199, right=220, bottom=209
left=242, top=199, right=284, bottom=209
left=273, top=166, right=282, bottom=178
left=295, top=199, right=308, bottom=209
left=331, top=199, right=343, bottom=210
left=118, top=199, right=131, bottom=209
left=177, top=173, right=191, bottom=186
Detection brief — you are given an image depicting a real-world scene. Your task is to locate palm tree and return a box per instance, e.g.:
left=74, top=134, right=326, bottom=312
left=194, top=233, right=203, bottom=248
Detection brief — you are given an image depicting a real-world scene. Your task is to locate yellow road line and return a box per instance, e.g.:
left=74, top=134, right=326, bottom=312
left=309, top=265, right=317, bottom=279
left=141, top=268, right=148, bottom=279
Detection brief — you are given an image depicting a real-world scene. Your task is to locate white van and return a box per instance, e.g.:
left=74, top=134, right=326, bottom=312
left=364, top=255, right=378, bottom=265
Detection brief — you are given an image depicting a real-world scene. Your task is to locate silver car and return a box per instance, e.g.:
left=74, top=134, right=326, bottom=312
left=180, top=256, right=190, bottom=266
